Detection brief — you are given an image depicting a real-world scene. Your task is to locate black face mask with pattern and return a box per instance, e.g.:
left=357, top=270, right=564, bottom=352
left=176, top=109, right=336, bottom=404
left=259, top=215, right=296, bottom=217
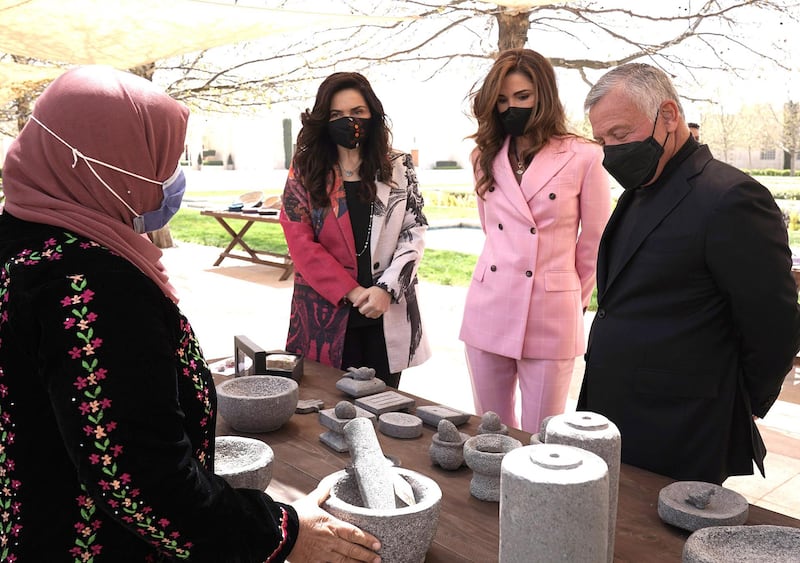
left=328, top=116, right=370, bottom=149
left=602, top=112, right=668, bottom=190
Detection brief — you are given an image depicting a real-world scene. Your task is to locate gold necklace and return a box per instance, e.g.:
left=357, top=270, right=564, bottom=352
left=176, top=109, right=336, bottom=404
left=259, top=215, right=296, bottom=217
left=512, top=138, right=525, bottom=176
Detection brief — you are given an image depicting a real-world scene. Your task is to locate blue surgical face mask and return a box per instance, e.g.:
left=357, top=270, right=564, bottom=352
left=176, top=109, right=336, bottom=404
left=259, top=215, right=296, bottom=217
left=132, top=165, right=186, bottom=233
left=29, top=114, right=185, bottom=233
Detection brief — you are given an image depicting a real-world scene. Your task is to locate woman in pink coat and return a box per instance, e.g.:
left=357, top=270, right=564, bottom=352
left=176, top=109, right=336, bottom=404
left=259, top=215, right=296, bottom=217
left=280, top=72, right=429, bottom=388
left=460, top=49, right=611, bottom=433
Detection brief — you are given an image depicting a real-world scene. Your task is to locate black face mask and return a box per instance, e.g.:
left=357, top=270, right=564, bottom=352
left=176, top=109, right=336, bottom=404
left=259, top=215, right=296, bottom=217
left=328, top=116, right=370, bottom=149
left=602, top=112, right=669, bottom=190
left=500, top=106, right=533, bottom=137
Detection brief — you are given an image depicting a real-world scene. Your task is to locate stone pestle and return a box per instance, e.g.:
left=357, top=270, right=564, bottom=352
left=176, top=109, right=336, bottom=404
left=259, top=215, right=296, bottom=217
left=342, top=417, right=398, bottom=510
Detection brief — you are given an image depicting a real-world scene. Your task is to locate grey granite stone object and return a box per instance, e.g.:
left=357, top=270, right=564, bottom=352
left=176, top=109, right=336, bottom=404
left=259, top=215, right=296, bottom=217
left=346, top=366, right=377, bottom=380
left=343, top=417, right=397, bottom=510
left=416, top=405, right=471, bottom=427
left=355, top=390, right=415, bottom=416
left=462, top=433, right=522, bottom=502
left=336, top=367, right=387, bottom=398
left=500, top=444, right=609, bottom=563
left=544, top=411, right=621, bottom=562
left=658, top=481, right=749, bottom=532
left=318, top=401, right=376, bottom=453
left=321, top=467, right=442, bottom=563
left=477, top=411, right=509, bottom=435
left=295, top=398, right=324, bottom=414
left=683, top=525, right=800, bottom=562
left=429, top=419, right=469, bottom=470
left=214, top=436, right=274, bottom=491
left=378, top=412, right=423, bottom=439
left=216, top=375, right=298, bottom=432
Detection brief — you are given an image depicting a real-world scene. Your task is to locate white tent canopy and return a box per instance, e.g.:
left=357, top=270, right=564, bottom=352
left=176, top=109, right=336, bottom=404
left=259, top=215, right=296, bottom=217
left=0, top=0, right=561, bottom=105
left=0, top=0, right=413, bottom=69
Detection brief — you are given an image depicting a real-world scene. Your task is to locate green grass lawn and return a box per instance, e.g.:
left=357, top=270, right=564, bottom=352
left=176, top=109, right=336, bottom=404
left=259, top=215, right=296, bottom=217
left=174, top=172, right=800, bottom=311
left=171, top=208, right=602, bottom=308
left=170, top=208, right=480, bottom=287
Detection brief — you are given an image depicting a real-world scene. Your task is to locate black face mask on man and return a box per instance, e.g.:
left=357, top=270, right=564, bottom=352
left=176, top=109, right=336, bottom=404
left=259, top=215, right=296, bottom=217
left=602, top=112, right=669, bottom=190
left=328, top=116, right=370, bottom=149
left=500, top=106, right=533, bottom=137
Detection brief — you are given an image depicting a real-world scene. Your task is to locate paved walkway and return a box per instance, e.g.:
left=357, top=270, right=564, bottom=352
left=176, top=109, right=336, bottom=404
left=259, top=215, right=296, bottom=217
left=161, top=233, right=800, bottom=521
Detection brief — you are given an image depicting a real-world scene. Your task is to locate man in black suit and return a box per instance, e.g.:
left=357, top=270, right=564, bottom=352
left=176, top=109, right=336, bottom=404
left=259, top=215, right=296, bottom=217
left=579, top=63, right=800, bottom=485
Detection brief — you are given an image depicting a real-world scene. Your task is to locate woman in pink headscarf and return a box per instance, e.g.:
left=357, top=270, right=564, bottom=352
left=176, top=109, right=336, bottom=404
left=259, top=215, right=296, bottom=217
left=0, top=66, right=380, bottom=563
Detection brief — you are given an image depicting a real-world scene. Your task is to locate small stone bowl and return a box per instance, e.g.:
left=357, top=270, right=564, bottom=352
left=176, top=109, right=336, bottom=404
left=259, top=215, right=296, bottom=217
left=214, top=436, right=274, bottom=491
left=463, top=433, right=523, bottom=501
left=217, top=375, right=299, bottom=432
left=320, top=467, right=442, bottom=563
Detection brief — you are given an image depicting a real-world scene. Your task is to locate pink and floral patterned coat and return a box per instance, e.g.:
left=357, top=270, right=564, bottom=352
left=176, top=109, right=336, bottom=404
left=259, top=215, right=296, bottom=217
left=280, top=151, right=430, bottom=373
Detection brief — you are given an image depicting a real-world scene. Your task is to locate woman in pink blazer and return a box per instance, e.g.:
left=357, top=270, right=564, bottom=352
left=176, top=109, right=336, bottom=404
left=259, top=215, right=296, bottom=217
left=460, top=49, right=611, bottom=433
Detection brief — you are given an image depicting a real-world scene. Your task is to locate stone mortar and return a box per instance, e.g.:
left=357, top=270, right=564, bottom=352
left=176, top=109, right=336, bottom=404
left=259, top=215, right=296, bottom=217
left=214, top=436, right=274, bottom=491
left=321, top=468, right=442, bottom=563
left=463, top=433, right=522, bottom=501
left=216, top=375, right=299, bottom=433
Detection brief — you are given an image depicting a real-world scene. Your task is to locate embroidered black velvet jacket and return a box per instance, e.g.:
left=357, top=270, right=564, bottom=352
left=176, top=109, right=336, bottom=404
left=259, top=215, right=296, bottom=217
left=0, top=213, right=298, bottom=562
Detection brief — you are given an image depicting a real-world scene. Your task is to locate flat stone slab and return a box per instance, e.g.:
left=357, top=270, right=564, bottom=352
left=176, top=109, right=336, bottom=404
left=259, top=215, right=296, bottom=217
left=320, top=430, right=350, bottom=453
left=658, top=481, right=749, bottom=532
left=336, top=377, right=387, bottom=398
left=319, top=405, right=377, bottom=433
left=683, top=525, right=800, bottom=562
left=296, top=398, right=324, bottom=414
left=416, top=405, right=470, bottom=427
left=355, top=391, right=415, bottom=416
left=378, top=412, right=423, bottom=439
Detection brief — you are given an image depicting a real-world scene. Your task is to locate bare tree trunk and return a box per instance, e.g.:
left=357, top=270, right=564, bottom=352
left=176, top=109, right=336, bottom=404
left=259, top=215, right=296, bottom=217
left=148, top=226, right=175, bottom=248
left=129, top=62, right=156, bottom=81
left=496, top=9, right=531, bottom=51
left=15, top=95, right=31, bottom=133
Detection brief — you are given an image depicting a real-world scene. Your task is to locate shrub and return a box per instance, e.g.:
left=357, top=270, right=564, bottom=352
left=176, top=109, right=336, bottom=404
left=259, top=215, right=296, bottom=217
left=743, top=168, right=793, bottom=177
left=433, top=160, right=462, bottom=169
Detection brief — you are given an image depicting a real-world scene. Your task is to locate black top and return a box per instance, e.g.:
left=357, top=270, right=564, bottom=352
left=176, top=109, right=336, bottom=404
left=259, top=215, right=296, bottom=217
left=344, top=180, right=379, bottom=327
left=0, top=212, right=298, bottom=561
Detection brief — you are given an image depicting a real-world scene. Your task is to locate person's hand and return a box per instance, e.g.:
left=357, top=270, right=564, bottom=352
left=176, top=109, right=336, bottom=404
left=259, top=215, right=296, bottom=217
left=352, top=287, right=391, bottom=319
left=288, top=482, right=381, bottom=563
left=345, top=286, right=366, bottom=306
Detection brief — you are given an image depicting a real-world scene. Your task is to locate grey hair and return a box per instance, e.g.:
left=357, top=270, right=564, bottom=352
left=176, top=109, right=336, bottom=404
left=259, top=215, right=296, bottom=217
left=584, top=63, right=685, bottom=119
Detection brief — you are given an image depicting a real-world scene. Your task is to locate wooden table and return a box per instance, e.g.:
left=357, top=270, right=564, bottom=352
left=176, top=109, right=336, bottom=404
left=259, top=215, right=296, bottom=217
left=200, top=209, right=293, bottom=280
left=214, top=362, right=800, bottom=562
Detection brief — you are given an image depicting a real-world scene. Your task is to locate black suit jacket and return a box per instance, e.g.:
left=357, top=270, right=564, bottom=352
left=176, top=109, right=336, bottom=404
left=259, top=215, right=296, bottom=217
left=579, top=144, right=800, bottom=484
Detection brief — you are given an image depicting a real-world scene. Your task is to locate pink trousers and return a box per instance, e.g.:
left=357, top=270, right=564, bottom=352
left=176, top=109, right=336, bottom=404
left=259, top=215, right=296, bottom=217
left=465, top=345, right=575, bottom=434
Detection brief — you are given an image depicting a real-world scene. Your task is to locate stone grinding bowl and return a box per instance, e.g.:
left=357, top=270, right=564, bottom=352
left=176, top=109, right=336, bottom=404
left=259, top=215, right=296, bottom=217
left=463, top=433, right=523, bottom=502
left=214, top=436, right=274, bottom=491
left=216, top=375, right=299, bottom=432
left=320, top=468, right=442, bottom=563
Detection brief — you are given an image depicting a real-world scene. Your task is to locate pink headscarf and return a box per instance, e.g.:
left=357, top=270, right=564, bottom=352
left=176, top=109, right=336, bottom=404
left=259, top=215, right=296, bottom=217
left=2, top=65, right=189, bottom=303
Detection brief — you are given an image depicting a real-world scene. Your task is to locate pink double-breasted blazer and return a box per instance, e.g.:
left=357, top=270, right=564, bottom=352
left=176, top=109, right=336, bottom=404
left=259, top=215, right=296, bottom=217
left=459, top=135, right=611, bottom=360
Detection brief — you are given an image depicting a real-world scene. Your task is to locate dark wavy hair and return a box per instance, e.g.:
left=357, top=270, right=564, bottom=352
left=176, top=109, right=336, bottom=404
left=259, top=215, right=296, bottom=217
left=293, top=72, right=393, bottom=209
left=469, top=49, right=573, bottom=197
